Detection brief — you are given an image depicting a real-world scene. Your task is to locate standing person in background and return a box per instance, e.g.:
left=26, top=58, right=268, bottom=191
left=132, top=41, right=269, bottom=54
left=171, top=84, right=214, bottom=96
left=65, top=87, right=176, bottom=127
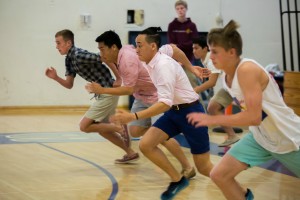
left=192, top=36, right=240, bottom=147
left=45, top=29, right=138, bottom=164
left=187, top=20, right=300, bottom=200
left=168, top=0, right=199, bottom=88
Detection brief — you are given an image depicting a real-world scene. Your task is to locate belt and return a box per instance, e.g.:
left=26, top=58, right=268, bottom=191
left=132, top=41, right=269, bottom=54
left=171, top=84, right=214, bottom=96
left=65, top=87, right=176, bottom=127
left=171, top=100, right=199, bottom=110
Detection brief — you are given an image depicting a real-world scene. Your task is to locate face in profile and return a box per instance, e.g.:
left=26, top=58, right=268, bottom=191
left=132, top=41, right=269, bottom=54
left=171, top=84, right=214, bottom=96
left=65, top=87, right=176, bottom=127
left=55, top=36, right=71, bottom=55
left=98, top=42, right=117, bottom=63
left=192, top=44, right=206, bottom=60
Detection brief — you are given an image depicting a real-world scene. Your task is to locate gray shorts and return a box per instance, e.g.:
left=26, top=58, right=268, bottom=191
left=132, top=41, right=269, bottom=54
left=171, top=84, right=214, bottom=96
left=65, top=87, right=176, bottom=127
left=129, top=98, right=162, bottom=128
left=85, top=94, right=119, bottom=122
left=210, top=88, right=233, bottom=108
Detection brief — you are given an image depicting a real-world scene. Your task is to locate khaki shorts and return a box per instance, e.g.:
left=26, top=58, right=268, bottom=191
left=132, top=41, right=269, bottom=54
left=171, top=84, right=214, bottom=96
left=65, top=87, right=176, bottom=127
left=210, top=88, right=233, bottom=108
left=85, top=94, right=119, bottom=122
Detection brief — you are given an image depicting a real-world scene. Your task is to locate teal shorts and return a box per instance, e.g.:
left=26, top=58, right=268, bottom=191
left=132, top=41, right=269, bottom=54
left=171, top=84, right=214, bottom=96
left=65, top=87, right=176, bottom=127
left=228, top=132, right=300, bottom=177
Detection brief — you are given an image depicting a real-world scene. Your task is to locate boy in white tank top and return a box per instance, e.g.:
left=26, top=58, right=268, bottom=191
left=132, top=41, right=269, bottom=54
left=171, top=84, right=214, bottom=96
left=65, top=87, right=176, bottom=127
left=187, top=20, right=300, bottom=200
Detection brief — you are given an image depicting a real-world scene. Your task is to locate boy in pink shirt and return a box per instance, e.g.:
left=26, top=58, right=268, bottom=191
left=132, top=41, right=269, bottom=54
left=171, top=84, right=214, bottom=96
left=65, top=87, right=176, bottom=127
left=85, top=31, right=207, bottom=176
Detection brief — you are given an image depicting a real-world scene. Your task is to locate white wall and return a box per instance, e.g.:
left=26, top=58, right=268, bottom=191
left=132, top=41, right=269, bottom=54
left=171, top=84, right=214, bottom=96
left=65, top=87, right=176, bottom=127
left=0, top=0, right=282, bottom=107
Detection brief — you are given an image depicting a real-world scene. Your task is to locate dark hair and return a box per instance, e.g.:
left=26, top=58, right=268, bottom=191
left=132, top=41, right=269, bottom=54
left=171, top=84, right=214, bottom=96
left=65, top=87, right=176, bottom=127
left=192, top=36, right=209, bottom=50
left=207, top=20, right=243, bottom=56
left=55, top=29, right=74, bottom=45
left=139, top=27, right=162, bottom=48
left=95, top=30, right=122, bottom=49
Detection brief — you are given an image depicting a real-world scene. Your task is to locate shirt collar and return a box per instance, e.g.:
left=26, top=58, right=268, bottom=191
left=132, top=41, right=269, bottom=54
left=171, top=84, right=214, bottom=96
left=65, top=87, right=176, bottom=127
left=147, top=52, right=161, bottom=69
left=66, top=46, right=76, bottom=58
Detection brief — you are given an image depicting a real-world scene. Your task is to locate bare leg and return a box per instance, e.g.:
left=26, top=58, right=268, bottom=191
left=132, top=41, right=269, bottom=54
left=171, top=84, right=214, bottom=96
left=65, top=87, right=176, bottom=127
left=80, top=117, right=136, bottom=155
left=129, top=125, right=148, bottom=138
left=139, top=127, right=182, bottom=182
left=130, top=125, right=192, bottom=171
left=210, top=154, right=248, bottom=200
left=192, top=152, right=213, bottom=177
left=161, top=138, right=193, bottom=171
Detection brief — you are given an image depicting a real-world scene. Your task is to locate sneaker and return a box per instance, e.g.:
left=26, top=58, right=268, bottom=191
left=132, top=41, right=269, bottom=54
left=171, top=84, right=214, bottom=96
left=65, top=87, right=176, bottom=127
left=218, top=136, right=240, bottom=147
left=245, top=188, right=254, bottom=200
left=115, top=153, right=139, bottom=164
left=161, top=176, right=189, bottom=200
left=181, top=167, right=196, bottom=179
left=119, top=124, right=131, bottom=148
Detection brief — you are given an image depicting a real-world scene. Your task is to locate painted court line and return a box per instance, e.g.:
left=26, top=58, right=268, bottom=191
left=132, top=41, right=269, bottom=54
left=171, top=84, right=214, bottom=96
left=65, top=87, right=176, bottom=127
left=38, top=143, right=119, bottom=200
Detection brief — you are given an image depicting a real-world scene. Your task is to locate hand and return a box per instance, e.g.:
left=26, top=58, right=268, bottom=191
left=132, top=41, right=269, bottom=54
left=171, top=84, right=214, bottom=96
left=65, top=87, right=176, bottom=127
left=45, top=67, right=58, bottom=80
left=85, top=82, right=103, bottom=94
left=186, top=112, right=211, bottom=127
left=110, top=109, right=136, bottom=125
left=192, top=66, right=211, bottom=81
left=113, top=78, right=122, bottom=87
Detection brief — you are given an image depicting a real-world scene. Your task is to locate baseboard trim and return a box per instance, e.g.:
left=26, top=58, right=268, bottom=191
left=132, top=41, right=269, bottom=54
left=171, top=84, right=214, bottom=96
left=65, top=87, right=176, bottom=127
left=0, top=105, right=128, bottom=115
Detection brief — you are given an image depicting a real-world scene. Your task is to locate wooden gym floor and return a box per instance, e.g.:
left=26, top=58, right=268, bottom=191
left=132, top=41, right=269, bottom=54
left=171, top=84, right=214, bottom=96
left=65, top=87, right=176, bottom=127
left=0, top=112, right=299, bottom=200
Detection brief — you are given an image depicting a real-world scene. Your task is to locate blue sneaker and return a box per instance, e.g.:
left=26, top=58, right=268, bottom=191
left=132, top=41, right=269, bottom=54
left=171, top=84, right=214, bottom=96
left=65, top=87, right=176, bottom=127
left=161, top=177, right=189, bottom=200
left=245, top=188, right=254, bottom=200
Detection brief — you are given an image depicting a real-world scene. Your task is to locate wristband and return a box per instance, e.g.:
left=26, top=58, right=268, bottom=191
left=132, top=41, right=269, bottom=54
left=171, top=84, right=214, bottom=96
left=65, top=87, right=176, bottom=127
left=134, top=112, right=139, bottom=120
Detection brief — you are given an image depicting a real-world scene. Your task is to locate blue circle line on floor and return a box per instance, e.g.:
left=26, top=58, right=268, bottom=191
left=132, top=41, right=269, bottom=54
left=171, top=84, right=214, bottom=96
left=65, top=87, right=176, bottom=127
left=38, top=143, right=118, bottom=200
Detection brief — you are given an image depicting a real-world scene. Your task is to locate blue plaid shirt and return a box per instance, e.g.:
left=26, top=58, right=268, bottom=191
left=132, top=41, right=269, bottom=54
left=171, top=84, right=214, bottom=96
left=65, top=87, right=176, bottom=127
left=65, top=46, right=114, bottom=87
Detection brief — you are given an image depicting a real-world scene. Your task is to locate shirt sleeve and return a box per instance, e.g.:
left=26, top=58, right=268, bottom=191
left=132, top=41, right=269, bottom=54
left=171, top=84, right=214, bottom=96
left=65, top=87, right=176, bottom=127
left=155, top=60, right=176, bottom=107
left=159, top=44, right=174, bottom=57
left=65, top=57, right=76, bottom=77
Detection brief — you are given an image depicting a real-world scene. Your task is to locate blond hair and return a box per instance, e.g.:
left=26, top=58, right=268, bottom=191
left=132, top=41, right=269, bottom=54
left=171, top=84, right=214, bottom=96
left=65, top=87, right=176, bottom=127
left=175, top=0, right=188, bottom=9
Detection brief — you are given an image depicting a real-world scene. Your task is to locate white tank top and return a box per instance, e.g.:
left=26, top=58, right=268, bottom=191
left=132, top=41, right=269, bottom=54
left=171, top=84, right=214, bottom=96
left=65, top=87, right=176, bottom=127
left=224, top=58, right=300, bottom=154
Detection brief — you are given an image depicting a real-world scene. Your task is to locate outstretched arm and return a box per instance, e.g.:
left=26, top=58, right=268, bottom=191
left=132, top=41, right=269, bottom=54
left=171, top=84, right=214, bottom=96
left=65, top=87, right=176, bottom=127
left=110, top=102, right=170, bottom=124
left=187, top=62, right=266, bottom=127
left=45, top=67, right=74, bottom=89
left=170, top=44, right=210, bottom=80
left=85, top=82, right=133, bottom=96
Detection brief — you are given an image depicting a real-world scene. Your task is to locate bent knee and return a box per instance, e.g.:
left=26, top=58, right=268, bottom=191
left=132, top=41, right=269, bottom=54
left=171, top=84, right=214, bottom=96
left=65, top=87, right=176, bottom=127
left=129, top=126, right=147, bottom=138
left=139, top=139, right=154, bottom=154
left=210, top=167, right=225, bottom=183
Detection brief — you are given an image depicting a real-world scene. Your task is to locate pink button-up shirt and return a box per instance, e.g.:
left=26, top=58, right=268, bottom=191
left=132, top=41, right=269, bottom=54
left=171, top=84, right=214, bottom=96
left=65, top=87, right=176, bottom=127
left=118, top=45, right=157, bottom=104
left=117, top=44, right=177, bottom=104
left=142, top=52, right=199, bottom=107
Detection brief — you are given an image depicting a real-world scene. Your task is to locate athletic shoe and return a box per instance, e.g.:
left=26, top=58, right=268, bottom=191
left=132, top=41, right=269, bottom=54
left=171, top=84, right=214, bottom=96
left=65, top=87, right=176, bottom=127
left=218, top=135, right=240, bottom=147
left=181, top=167, right=196, bottom=179
left=245, top=188, right=254, bottom=200
left=120, top=124, right=131, bottom=148
left=161, top=176, right=189, bottom=200
left=114, top=153, right=139, bottom=164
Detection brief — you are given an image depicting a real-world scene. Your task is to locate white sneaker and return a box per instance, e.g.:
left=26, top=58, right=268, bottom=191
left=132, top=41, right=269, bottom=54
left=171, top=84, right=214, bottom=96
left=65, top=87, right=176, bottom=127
left=218, top=136, right=240, bottom=147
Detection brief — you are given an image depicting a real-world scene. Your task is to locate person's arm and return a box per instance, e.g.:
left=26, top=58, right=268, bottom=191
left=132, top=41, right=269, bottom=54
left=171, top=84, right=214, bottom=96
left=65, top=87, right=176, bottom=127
left=194, top=73, right=219, bottom=93
left=85, top=82, right=133, bottom=96
left=110, top=102, right=170, bottom=124
left=187, top=62, right=265, bottom=127
left=101, top=58, right=122, bottom=87
left=45, top=67, right=74, bottom=89
left=170, top=44, right=210, bottom=80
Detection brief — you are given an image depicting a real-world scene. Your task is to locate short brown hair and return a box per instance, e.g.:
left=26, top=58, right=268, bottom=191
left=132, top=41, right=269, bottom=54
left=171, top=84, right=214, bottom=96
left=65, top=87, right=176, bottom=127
left=207, top=20, right=243, bottom=56
left=55, top=29, right=74, bottom=45
left=175, top=0, right=188, bottom=9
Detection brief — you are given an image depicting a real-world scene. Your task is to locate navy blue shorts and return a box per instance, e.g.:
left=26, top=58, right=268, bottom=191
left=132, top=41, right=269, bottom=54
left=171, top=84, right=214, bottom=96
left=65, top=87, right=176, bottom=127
left=153, top=103, right=209, bottom=154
